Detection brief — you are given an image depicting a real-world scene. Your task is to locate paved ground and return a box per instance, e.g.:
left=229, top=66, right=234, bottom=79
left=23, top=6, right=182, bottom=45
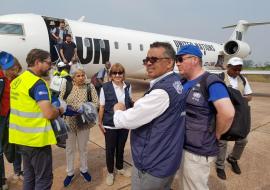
left=3, top=81, right=270, bottom=190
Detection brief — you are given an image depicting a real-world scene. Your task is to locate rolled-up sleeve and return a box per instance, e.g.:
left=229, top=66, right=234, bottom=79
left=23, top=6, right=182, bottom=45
left=113, top=89, right=169, bottom=129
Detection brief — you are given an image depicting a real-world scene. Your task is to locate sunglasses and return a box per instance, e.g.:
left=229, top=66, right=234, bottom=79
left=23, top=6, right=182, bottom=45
left=111, top=71, right=124, bottom=75
left=231, top=67, right=242, bottom=72
left=175, top=56, right=194, bottom=63
left=142, top=57, right=170, bottom=65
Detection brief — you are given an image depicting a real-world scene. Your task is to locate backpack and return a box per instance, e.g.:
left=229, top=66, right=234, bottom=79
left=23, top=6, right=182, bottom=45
left=51, top=116, right=68, bottom=149
left=199, top=72, right=251, bottom=141
left=63, top=80, right=92, bottom=102
left=91, top=68, right=106, bottom=89
left=50, top=75, right=67, bottom=94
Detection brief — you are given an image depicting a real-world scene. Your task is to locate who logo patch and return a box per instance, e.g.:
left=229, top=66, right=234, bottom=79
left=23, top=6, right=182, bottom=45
left=173, top=81, right=183, bottom=94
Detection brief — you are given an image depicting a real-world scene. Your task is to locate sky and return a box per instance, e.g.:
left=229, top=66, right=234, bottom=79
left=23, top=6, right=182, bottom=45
left=1, top=0, right=270, bottom=64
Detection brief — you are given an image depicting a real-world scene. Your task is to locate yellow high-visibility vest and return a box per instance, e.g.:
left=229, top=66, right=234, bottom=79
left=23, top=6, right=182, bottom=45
left=9, top=70, right=56, bottom=147
left=53, top=70, right=60, bottom=76
left=60, top=70, right=69, bottom=77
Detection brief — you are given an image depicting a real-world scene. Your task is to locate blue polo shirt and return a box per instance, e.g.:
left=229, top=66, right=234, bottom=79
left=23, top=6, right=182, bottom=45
left=29, top=80, right=50, bottom=102
left=183, top=77, right=229, bottom=102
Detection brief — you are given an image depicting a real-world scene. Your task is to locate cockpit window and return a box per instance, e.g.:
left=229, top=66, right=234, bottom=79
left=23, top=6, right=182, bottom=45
left=0, top=23, right=24, bottom=35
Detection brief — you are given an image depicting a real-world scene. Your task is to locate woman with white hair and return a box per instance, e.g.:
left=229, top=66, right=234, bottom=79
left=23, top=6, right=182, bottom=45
left=59, top=66, right=98, bottom=187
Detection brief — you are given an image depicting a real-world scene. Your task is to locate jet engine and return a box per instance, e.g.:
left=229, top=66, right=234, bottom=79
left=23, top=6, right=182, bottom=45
left=223, top=40, right=251, bottom=58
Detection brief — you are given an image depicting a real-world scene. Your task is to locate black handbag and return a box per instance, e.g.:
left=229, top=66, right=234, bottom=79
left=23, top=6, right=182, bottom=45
left=75, top=114, right=88, bottom=127
left=3, top=142, right=16, bottom=163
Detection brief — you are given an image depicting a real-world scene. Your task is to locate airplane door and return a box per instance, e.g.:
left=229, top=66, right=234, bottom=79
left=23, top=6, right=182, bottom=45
left=216, top=54, right=225, bottom=69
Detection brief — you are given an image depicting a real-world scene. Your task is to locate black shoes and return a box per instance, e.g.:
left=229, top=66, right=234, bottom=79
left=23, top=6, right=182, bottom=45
left=216, top=168, right=227, bottom=180
left=227, top=156, right=241, bottom=174
left=216, top=157, right=241, bottom=180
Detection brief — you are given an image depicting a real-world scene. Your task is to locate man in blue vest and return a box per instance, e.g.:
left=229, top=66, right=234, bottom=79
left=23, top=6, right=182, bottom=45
left=113, top=42, right=186, bottom=190
left=175, top=44, right=235, bottom=190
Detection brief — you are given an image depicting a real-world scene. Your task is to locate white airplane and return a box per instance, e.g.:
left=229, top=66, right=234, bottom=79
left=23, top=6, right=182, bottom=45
left=0, top=13, right=270, bottom=79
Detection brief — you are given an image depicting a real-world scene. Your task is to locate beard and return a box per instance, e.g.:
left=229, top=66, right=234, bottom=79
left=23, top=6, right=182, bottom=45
left=41, top=69, right=50, bottom=77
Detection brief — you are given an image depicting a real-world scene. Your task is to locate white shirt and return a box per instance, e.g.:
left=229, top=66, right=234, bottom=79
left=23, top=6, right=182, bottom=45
left=52, top=28, right=65, bottom=44
left=113, top=71, right=174, bottom=130
left=100, top=81, right=132, bottom=129
left=227, top=75, right=252, bottom=95
left=49, top=75, right=67, bottom=92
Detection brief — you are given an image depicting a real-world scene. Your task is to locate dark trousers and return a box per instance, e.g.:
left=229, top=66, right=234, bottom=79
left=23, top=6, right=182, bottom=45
left=95, top=87, right=101, bottom=97
left=0, top=116, right=7, bottom=188
left=13, top=149, right=22, bottom=174
left=105, top=128, right=129, bottom=173
left=20, top=145, right=53, bottom=190
left=0, top=154, right=4, bottom=189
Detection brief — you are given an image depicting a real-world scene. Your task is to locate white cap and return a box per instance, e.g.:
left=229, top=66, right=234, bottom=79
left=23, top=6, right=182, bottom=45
left=57, top=62, right=66, bottom=67
left=228, top=57, right=243, bottom=66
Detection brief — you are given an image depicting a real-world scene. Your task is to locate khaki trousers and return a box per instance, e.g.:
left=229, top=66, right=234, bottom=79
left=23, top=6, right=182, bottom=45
left=66, top=129, right=90, bottom=176
left=179, top=150, right=215, bottom=190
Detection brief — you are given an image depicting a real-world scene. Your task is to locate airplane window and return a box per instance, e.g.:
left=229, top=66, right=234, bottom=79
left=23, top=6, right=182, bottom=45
left=0, top=23, right=24, bottom=35
left=114, top=42, right=119, bottom=49
left=128, top=43, right=132, bottom=50
left=140, top=44, right=144, bottom=51
left=84, top=38, right=90, bottom=47
left=99, top=39, right=105, bottom=49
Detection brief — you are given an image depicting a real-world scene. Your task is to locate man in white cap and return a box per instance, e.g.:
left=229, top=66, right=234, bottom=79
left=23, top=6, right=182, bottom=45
left=215, top=57, right=252, bottom=180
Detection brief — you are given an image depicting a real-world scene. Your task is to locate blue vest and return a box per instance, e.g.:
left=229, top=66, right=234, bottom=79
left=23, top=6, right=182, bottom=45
left=103, top=81, right=133, bottom=127
left=131, top=73, right=186, bottom=178
left=184, top=72, right=224, bottom=156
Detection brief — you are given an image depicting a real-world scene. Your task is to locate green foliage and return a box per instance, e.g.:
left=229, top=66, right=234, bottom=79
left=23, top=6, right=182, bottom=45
left=243, top=59, right=270, bottom=70
left=244, top=66, right=270, bottom=70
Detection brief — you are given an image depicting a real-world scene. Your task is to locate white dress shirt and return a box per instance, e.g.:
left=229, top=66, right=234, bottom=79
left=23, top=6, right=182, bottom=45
left=113, top=71, right=174, bottom=130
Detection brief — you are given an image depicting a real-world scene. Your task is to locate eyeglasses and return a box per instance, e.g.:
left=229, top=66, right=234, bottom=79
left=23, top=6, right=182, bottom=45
left=142, top=57, right=171, bottom=65
left=175, top=56, right=194, bottom=63
left=111, top=71, right=124, bottom=75
left=43, top=60, right=52, bottom=66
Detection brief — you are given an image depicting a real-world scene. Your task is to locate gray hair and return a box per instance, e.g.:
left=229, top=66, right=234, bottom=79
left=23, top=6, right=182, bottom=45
left=70, top=64, right=85, bottom=77
left=150, top=42, right=176, bottom=59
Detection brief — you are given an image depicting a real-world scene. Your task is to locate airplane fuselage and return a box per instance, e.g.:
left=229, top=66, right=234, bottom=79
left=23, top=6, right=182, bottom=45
left=1, top=13, right=256, bottom=79
left=0, top=14, right=223, bottom=78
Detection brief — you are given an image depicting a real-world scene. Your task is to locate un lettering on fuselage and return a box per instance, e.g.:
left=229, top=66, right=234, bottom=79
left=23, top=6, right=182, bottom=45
left=75, top=37, right=110, bottom=65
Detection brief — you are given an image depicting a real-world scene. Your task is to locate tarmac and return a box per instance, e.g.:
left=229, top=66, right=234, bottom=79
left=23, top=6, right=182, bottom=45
left=3, top=80, right=270, bottom=190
